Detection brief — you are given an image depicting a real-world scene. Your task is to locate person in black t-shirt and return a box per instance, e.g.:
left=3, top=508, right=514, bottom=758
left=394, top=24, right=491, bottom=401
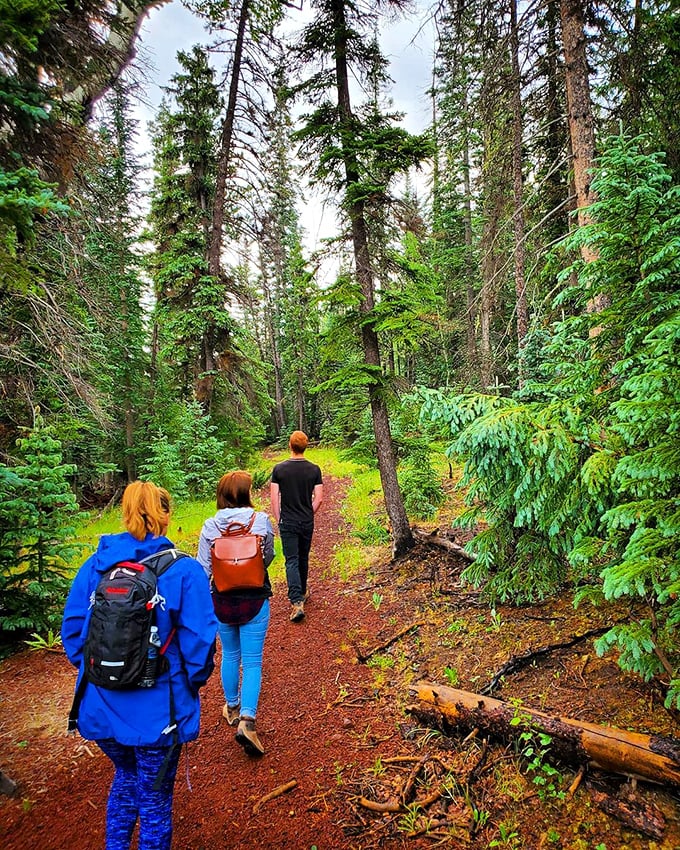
left=270, top=431, right=323, bottom=622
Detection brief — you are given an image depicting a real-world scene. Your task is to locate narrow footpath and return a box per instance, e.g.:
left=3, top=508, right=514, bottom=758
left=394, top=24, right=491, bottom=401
left=0, top=476, right=401, bottom=850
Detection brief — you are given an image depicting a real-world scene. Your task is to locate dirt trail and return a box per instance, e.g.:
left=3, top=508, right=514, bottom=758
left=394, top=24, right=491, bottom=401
left=0, top=476, right=399, bottom=850
left=3, top=475, right=680, bottom=849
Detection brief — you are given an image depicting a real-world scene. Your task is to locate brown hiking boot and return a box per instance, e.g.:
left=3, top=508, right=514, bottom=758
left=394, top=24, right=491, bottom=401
left=235, top=717, right=265, bottom=756
left=290, top=601, right=305, bottom=622
left=222, top=703, right=240, bottom=726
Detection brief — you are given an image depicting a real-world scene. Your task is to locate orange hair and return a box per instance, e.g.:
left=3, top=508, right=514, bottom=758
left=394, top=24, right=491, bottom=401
left=122, top=481, right=170, bottom=541
left=216, top=471, right=254, bottom=510
left=289, top=430, right=308, bottom=454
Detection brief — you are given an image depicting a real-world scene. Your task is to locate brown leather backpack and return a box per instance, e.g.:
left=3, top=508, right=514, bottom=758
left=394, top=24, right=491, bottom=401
left=210, top=513, right=265, bottom=593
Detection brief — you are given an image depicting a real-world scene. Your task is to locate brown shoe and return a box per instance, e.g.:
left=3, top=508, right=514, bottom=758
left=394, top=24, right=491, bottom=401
left=236, top=717, right=265, bottom=756
left=222, top=703, right=240, bottom=726
left=290, top=601, right=305, bottom=622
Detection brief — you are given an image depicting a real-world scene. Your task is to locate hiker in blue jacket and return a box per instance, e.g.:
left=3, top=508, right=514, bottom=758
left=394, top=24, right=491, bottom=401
left=62, top=480, right=217, bottom=850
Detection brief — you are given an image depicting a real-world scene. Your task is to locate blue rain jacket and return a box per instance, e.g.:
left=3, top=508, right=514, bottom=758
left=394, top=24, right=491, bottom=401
left=62, top=532, right=218, bottom=747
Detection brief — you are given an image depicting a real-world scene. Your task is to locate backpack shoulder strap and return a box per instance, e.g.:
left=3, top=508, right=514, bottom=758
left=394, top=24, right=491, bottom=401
left=221, top=512, right=256, bottom=537
left=140, top=548, right=190, bottom=577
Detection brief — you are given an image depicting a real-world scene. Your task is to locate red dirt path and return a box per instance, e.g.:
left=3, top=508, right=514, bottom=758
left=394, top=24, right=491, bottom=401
left=0, top=476, right=400, bottom=850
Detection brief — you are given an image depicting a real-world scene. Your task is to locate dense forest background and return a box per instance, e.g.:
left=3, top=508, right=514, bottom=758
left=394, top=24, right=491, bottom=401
left=0, top=0, right=678, bottom=705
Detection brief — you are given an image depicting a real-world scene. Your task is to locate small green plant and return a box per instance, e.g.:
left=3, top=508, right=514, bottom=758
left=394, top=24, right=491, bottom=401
left=546, top=828, right=561, bottom=844
left=369, top=756, right=386, bottom=777
left=489, top=821, right=521, bottom=848
left=510, top=702, right=564, bottom=799
left=356, top=517, right=390, bottom=545
left=367, top=652, right=394, bottom=670
left=441, top=772, right=462, bottom=800
left=488, top=607, right=502, bottom=632
left=443, top=666, right=459, bottom=685
left=24, top=630, right=62, bottom=651
left=371, top=592, right=383, bottom=610
left=473, top=808, right=490, bottom=828
left=398, top=801, right=428, bottom=834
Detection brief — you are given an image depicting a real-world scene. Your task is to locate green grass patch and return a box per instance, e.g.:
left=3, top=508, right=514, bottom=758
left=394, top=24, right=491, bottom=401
left=266, top=445, right=362, bottom=480
left=328, top=542, right=370, bottom=581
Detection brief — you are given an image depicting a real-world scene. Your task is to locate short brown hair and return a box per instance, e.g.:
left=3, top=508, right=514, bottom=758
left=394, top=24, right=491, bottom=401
left=216, top=471, right=254, bottom=509
left=122, top=481, right=170, bottom=541
left=289, top=430, right=308, bottom=454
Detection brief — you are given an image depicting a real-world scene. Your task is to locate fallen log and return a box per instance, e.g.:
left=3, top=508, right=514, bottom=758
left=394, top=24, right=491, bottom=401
left=588, top=781, right=666, bottom=840
left=413, top=682, right=680, bottom=788
left=411, top=527, right=476, bottom=562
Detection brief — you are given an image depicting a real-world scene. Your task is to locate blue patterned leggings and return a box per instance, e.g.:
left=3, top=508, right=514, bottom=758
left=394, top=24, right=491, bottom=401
left=97, top=739, right=181, bottom=850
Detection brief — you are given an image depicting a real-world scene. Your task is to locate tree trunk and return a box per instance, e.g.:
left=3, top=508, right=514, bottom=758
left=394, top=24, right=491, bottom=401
left=560, top=0, right=599, bottom=267
left=461, top=106, right=478, bottom=373
left=413, top=682, right=680, bottom=787
left=331, top=0, right=414, bottom=557
left=198, top=0, right=250, bottom=411
left=510, top=0, right=528, bottom=374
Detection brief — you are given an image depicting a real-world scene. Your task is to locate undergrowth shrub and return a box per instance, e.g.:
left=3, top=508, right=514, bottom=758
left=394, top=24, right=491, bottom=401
left=0, top=418, right=82, bottom=641
left=420, top=134, right=680, bottom=704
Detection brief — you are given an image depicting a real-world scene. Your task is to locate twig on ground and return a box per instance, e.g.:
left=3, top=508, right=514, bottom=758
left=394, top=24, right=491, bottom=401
left=252, top=779, right=297, bottom=814
left=356, top=621, right=426, bottom=664
left=568, top=764, right=586, bottom=797
left=480, top=626, right=612, bottom=696
left=400, top=753, right=430, bottom=805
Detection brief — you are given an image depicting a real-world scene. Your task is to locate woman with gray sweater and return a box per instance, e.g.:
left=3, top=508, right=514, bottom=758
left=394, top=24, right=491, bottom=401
left=197, top=471, right=274, bottom=755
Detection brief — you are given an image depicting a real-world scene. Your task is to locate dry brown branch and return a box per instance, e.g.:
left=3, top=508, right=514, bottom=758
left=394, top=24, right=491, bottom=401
left=400, top=753, right=429, bottom=805
left=358, top=796, right=401, bottom=813
left=568, top=764, right=586, bottom=797
left=412, top=527, right=476, bottom=562
left=356, top=622, right=426, bottom=664
left=252, top=779, right=297, bottom=813
left=480, top=626, right=613, bottom=695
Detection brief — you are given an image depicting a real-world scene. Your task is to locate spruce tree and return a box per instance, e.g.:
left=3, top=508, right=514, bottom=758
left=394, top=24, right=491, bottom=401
left=0, top=417, right=80, bottom=638
left=291, top=0, right=431, bottom=555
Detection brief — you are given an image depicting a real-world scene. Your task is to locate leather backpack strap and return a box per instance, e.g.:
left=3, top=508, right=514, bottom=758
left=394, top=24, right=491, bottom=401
left=221, top=512, right=256, bottom=537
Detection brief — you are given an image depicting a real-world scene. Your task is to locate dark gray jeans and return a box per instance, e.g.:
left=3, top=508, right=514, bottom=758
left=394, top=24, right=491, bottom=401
left=279, top=520, right=314, bottom=604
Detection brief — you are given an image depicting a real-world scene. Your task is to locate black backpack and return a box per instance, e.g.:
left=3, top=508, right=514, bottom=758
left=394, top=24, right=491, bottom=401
left=68, top=548, right=188, bottom=733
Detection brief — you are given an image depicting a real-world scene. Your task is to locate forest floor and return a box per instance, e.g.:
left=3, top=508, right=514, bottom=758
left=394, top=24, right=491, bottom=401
left=1, top=474, right=680, bottom=849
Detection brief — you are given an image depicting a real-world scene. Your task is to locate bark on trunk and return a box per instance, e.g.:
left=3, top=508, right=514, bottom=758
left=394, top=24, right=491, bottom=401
left=413, top=682, right=680, bottom=787
left=560, top=0, right=598, bottom=267
left=331, top=0, right=414, bottom=557
left=198, top=0, right=250, bottom=411
left=461, top=112, right=478, bottom=373
left=510, top=0, right=528, bottom=369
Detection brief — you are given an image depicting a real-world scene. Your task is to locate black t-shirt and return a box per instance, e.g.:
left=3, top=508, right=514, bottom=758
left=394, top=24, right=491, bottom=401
left=271, top=458, right=322, bottom=524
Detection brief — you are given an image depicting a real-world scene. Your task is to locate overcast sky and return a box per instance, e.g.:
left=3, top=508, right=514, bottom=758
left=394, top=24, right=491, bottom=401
left=131, top=0, right=435, bottom=254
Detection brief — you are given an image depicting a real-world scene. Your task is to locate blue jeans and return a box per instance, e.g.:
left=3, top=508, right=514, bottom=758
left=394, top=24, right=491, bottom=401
left=279, top=520, right=314, bottom=604
left=218, top=599, right=270, bottom=718
left=97, top=739, right=181, bottom=850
